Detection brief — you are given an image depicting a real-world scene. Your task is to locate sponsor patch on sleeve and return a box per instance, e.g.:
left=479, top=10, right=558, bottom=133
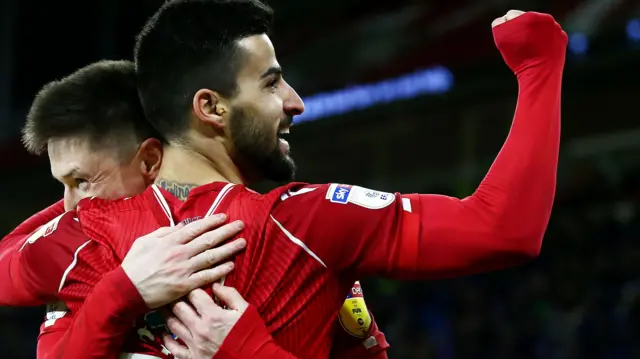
left=326, top=184, right=395, bottom=209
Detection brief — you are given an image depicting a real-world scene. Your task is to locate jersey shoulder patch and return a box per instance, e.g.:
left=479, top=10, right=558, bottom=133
left=20, top=211, right=76, bottom=250
left=326, top=184, right=395, bottom=209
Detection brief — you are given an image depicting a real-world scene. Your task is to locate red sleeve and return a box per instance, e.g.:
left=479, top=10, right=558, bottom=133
left=48, top=265, right=148, bottom=359
left=13, top=211, right=88, bottom=303
left=331, top=315, right=388, bottom=359
left=15, top=211, right=147, bottom=359
left=272, top=13, right=566, bottom=279
left=38, top=314, right=72, bottom=359
left=215, top=305, right=299, bottom=359
left=0, top=200, right=65, bottom=306
left=216, top=290, right=388, bottom=359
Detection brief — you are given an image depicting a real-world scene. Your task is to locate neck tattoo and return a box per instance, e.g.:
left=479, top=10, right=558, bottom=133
left=158, top=179, right=197, bottom=200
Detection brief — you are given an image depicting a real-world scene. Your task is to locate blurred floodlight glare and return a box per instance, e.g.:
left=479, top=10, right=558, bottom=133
left=627, top=19, right=640, bottom=41
left=568, top=32, right=589, bottom=55
left=296, top=66, right=454, bottom=123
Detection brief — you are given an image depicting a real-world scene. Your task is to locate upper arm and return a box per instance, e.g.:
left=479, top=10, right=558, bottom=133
left=271, top=184, right=421, bottom=276
left=0, top=230, right=42, bottom=305
left=0, top=200, right=66, bottom=306
left=18, top=212, right=90, bottom=301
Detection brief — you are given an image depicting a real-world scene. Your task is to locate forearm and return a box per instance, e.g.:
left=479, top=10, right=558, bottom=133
left=0, top=251, right=41, bottom=305
left=49, top=267, right=147, bottom=359
left=397, top=21, right=565, bottom=279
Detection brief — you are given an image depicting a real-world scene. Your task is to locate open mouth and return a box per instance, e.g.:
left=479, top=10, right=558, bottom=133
left=277, top=126, right=290, bottom=139
left=277, top=126, right=291, bottom=153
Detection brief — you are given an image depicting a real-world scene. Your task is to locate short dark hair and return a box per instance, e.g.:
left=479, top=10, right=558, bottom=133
left=134, top=0, right=273, bottom=140
left=22, top=60, right=160, bottom=156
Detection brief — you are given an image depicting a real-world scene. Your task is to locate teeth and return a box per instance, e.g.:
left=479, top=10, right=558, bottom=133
left=279, top=128, right=290, bottom=134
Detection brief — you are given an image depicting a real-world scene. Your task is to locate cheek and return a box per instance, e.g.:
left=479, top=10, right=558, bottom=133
left=119, top=167, right=148, bottom=197
left=85, top=182, right=113, bottom=200
left=63, top=188, right=78, bottom=211
left=91, top=170, right=143, bottom=200
left=64, top=186, right=95, bottom=210
left=255, top=94, right=283, bottom=123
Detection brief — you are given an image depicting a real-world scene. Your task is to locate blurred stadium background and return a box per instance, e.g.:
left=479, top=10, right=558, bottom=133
left=1, top=0, right=639, bottom=357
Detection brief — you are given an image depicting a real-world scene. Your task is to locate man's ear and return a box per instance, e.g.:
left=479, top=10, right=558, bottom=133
left=136, top=138, right=163, bottom=183
left=193, top=89, right=228, bottom=129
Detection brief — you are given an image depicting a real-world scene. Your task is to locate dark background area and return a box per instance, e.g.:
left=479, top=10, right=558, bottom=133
left=1, top=0, right=639, bottom=357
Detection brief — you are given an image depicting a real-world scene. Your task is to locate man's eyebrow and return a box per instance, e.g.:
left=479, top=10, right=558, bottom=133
left=57, top=167, right=82, bottom=179
left=260, top=66, right=282, bottom=79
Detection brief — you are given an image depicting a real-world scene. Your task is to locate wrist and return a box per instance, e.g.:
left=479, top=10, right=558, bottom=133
left=108, top=266, right=150, bottom=318
left=215, top=306, right=275, bottom=358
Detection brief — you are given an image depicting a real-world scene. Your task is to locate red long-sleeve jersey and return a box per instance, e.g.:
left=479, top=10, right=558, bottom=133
left=15, top=10, right=565, bottom=359
left=64, top=182, right=390, bottom=358
left=13, top=195, right=385, bottom=359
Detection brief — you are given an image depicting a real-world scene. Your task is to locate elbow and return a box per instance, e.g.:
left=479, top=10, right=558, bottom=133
left=499, top=230, right=545, bottom=263
left=494, top=208, right=551, bottom=261
left=518, top=235, right=543, bottom=261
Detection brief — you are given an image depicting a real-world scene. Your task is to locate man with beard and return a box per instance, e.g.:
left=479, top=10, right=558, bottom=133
left=7, top=60, right=387, bottom=359
left=21, top=1, right=567, bottom=359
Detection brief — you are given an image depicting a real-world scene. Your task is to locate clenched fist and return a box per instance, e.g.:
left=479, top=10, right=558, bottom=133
left=491, top=10, right=568, bottom=74
left=491, top=9, right=525, bottom=28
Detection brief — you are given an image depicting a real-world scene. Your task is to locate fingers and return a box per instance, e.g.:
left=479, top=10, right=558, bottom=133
left=188, top=288, right=224, bottom=316
left=491, top=9, right=525, bottom=28
left=166, top=313, right=194, bottom=344
left=170, top=214, right=229, bottom=244
left=505, top=10, right=525, bottom=20
left=146, top=223, right=184, bottom=238
left=189, top=238, right=246, bottom=270
left=162, top=333, right=192, bottom=359
left=188, top=262, right=234, bottom=289
left=172, top=300, right=200, bottom=329
left=185, top=220, right=244, bottom=257
left=212, top=283, right=249, bottom=312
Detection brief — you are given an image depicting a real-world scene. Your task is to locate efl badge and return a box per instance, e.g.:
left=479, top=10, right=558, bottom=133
left=326, top=184, right=394, bottom=209
left=338, top=281, right=372, bottom=338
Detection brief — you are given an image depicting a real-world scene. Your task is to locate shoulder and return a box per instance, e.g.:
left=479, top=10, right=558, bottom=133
left=76, top=187, right=172, bottom=239
left=274, top=182, right=396, bottom=209
left=17, top=211, right=90, bottom=300
left=20, top=210, right=86, bottom=253
left=269, top=182, right=326, bottom=202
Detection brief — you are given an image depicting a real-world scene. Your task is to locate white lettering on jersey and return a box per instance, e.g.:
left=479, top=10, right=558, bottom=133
left=43, top=310, right=68, bottom=328
left=326, top=184, right=395, bottom=209
left=280, top=187, right=317, bottom=201
left=19, top=212, right=69, bottom=251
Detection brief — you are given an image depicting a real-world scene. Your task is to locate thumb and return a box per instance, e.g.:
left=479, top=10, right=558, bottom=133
left=212, top=283, right=248, bottom=312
